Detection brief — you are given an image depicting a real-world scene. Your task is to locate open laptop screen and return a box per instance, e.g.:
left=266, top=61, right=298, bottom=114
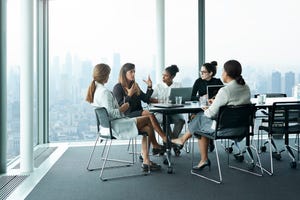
left=207, top=85, right=224, bottom=99
left=169, top=87, right=193, bottom=104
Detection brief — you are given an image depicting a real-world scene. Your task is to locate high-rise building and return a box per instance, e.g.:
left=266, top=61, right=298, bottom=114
left=271, top=71, right=281, bottom=93
left=285, top=71, right=295, bottom=97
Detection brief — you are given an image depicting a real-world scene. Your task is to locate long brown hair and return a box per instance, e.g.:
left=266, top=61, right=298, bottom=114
left=118, top=63, right=141, bottom=95
left=86, top=63, right=111, bottom=103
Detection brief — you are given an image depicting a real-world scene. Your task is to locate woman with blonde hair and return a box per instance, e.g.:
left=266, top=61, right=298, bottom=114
left=86, top=63, right=165, bottom=171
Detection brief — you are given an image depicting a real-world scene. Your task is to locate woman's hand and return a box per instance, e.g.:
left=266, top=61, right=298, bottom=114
left=143, top=75, right=152, bottom=88
left=208, top=98, right=214, bottom=105
left=126, top=82, right=138, bottom=96
left=119, top=102, right=129, bottom=113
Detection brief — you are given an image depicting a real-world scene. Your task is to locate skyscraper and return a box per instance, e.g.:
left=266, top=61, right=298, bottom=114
left=271, top=71, right=281, bottom=93
left=285, top=71, right=295, bottom=97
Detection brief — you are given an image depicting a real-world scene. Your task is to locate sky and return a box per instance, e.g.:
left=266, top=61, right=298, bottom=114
left=7, top=0, right=300, bottom=73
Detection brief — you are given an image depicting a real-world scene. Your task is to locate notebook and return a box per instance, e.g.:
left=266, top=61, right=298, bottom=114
left=169, top=87, right=193, bottom=104
left=207, top=85, right=224, bottom=99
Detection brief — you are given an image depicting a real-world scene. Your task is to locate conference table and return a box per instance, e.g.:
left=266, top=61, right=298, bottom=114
left=250, top=97, right=298, bottom=108
left=149, top=97, right=299, bottom=174
left=149, top=101, right=203, bottom=173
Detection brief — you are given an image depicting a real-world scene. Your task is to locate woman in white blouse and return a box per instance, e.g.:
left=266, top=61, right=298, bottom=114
left=86, top=63, right=166, bottom=171
left=171, top=60, right=251, bottom=170
left=151, top=65, right=185, bottom=139
left=150, top=65, right=186, bottom=156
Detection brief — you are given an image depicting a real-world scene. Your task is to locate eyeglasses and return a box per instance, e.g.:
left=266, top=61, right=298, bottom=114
left=200, top=71, right=208, bottom=74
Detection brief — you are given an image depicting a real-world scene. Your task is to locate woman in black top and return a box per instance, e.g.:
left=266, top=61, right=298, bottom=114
left=113, top=63, right=167, bottom=154
left=191, top=61, right=223, bottom=101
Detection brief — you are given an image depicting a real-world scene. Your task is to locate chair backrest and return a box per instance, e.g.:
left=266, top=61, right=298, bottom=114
left=94, top=107, right=113, bottom=138
left=269, top=101, right=300, bottom=134
left=254, top=93, right=287, bottom=98
left=215, top=104, right=255, bottom=140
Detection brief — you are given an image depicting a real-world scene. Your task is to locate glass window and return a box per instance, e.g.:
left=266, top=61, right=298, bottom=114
left=206, top=0, right=300, bottom=96
left=165, top=0, right=198, bottom=87
left=48, top=0, right=156, bottom=142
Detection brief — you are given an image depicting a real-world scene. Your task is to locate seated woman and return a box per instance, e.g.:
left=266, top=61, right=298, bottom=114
left=113, top=63, right=167, bottom=153
left=190, top=61, right=223, bottom=152
left=172, top=60, right=251, bottom=170
left=150, top=65, right=185, bottom=155
left=191, top=61, right=223, bottom=101
left=86, top=63, right=166, bottom=171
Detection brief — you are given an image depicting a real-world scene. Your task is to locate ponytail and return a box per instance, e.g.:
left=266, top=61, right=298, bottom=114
left=235, top=75, right=246, bottom=85
left=86, top=80, right=96, bottom=103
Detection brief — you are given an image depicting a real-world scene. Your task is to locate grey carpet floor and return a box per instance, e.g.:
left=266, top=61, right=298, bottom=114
left=25, top=143, right=300, bottom=200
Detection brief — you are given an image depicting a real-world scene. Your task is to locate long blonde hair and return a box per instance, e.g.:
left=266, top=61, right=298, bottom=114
left=118, top=63, right=141, bottom=95
left=86, top=63, right=111, bottom=103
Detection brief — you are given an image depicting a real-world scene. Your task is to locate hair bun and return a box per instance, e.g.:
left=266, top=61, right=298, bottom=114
left=211, top=61, right=218, bottom=67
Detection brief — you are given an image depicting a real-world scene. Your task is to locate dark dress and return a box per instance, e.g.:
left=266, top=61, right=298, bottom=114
left=191, top=77, right=223, bottom=101
left=113, top=83, right=153, bottom=117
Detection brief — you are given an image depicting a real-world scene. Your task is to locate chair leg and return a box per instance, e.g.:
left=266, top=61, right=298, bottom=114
left=190, top=136, right=222, bottom=184
left=99, top=138, right=150, bottom=181
left=260, top=136, right=274, bottom=175
left=228, top=144, right=264, bottom=177
left=86, top=134, right=102, bottom=171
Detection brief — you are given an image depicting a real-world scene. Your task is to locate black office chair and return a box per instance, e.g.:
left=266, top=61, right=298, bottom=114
left=254, top=93, right=287, bottom=154
left=258, top=101, right=300, bottom=175
left=191, top=104, right=263, bottom=184
left=86, top=107, right=150, bottom=181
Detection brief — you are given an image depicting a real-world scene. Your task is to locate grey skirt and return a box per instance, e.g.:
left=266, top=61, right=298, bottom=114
left=188, top=112, right=248, bottom=141
left=188, top=112, right=215, bottom=136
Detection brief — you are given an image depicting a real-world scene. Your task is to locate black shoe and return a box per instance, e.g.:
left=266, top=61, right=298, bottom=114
left=141, top=162, right=161, bottom=172
left=173, top=146, right=181, bottom=157
left=152, top=145, right=166, bottom=155
left=192, top=159, right=211, bottom=171
left=139, top=154, right=143, bottom=162
left=171, top=142, right=184, bottom=150
left=208, top=139, right=215, bottom=152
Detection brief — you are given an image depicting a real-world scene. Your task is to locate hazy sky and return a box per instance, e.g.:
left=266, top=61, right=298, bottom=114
left=7, top=0, right=300, bottom=73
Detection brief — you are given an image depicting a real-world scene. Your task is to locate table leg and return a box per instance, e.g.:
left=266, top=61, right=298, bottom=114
left=163, top=114, right=173, bottom=174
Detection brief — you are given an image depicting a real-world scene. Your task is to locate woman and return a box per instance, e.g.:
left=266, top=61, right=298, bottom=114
left=86, top=63, right=166, bottom=171
left=113, top=63, right=167, bottom=152
left=172, top=60, right=251, bottom=170
left=190, top=61, right=223, bottom=152
left=150, top=65, right=185, bottom=156
left=191, top=61, right=223, bottom=101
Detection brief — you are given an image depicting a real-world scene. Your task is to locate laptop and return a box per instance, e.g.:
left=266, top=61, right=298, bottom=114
left=207, top=85, right=224, bottom=99
left=152, top=103, right=184, bottom=108
left=169, top=87, right=193, bottom=104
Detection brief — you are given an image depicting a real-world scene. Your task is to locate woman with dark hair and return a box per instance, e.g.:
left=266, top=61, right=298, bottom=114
left=171, top=60, right=251, bottom=170
left=113, top=63, right=167, bottom=155
left=191, top=61, right=223, bottom=101
left=86, top=63, right=165, bottom=171
left=150, top=65, right=185, bottom=155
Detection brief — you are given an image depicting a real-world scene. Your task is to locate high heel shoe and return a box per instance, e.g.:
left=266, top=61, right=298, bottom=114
left=192, top=159, right=211, bottom=171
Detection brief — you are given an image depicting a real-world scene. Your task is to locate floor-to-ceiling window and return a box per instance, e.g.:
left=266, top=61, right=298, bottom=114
left=7, top=0, right=38, bottom=163
left=48, top=0, right=199, bottom=142
left=48, top=0, right=157, bottom=142
left=165, top=0, right=198, bottom=87
left=206, top=0, right=300, bottom=96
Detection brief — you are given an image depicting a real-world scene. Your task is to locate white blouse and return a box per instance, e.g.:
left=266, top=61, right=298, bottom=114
left=92, top=82, right=138, bottom=139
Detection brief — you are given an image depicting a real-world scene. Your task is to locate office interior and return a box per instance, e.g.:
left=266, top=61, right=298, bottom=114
left=1, top=0, right=300, bottom=199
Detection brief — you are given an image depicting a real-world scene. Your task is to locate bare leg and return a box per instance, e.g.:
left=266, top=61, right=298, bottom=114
left=142, top=110, right=167, bottom=142
left=137, top=116, right=162, bottom=149
left=171, top=131, right=192, bottom=145
left=140, top=135, right=150, bottom=165
left=197, top=136, right=209, bottom=166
